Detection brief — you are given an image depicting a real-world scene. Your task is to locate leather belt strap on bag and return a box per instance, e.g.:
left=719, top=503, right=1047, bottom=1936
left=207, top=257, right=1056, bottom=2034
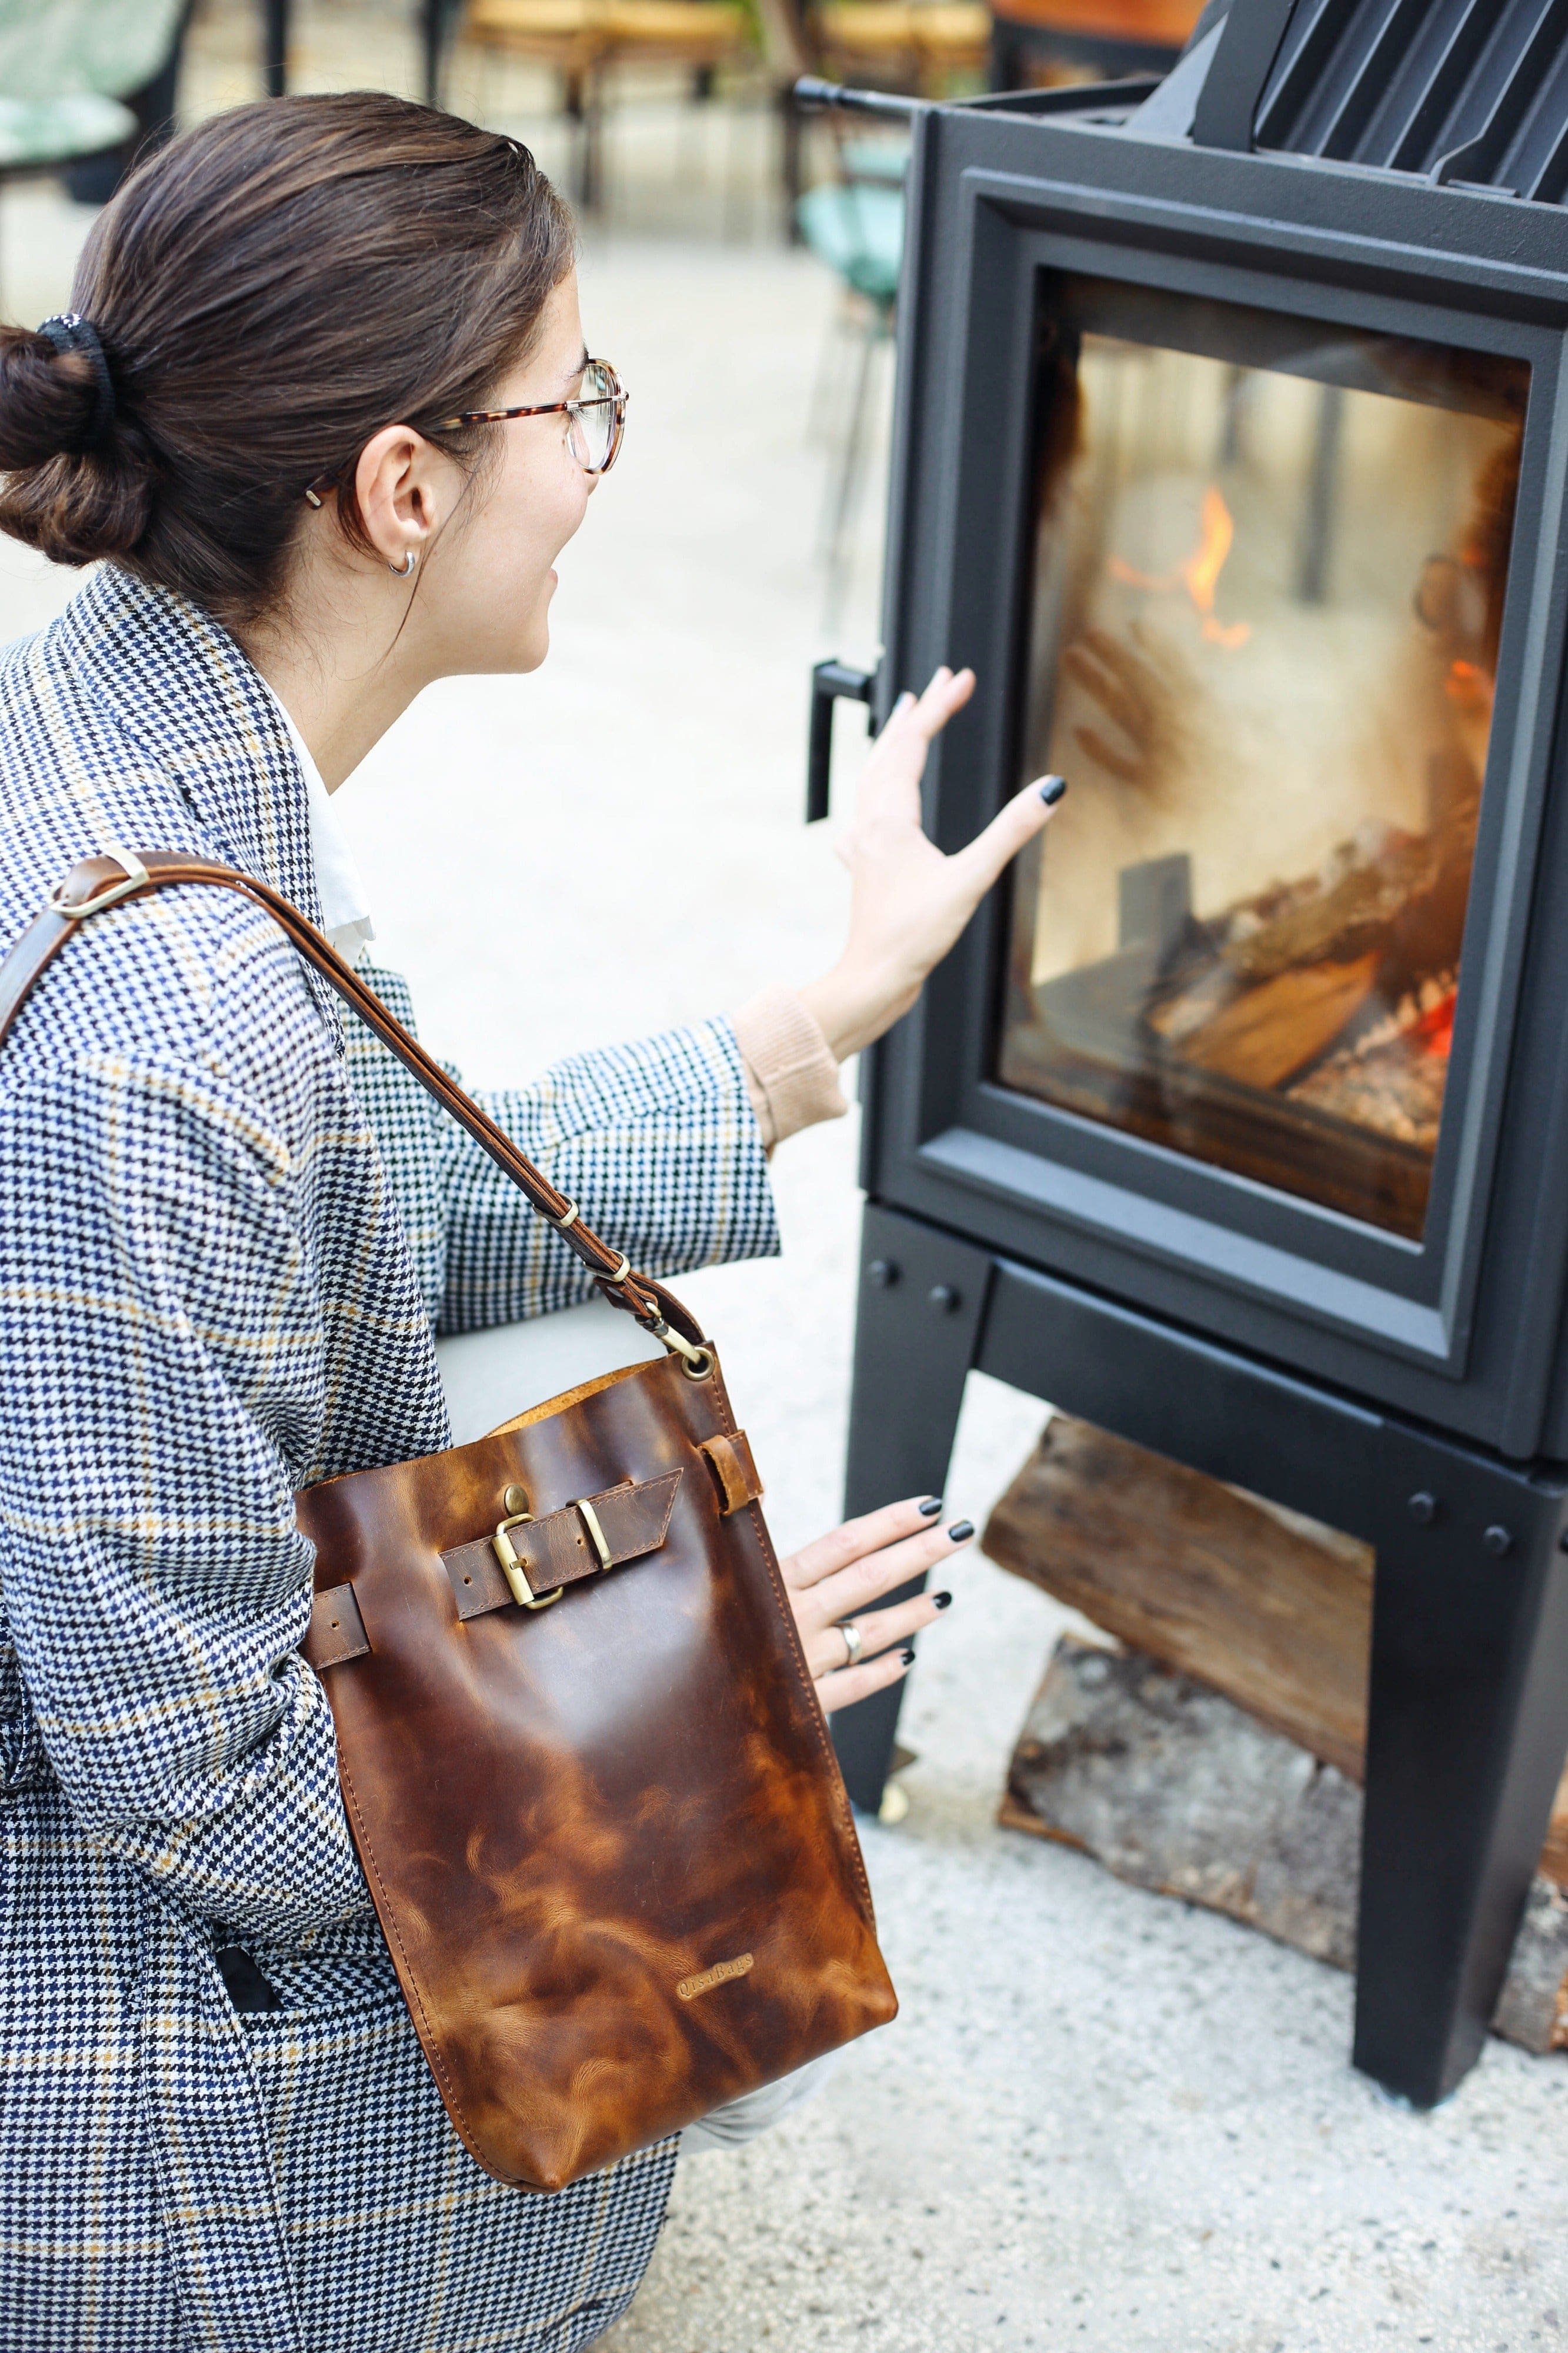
left=304, top=1584, right=370, bottom=1671
left=302, top=1451, right=744, bottom=1663
left=445, top=1470, right=682, bottom=1619
left=302, top=1472, right=686, bottom=1661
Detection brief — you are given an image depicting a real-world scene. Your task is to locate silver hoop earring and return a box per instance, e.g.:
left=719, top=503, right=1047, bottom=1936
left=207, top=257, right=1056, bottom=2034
left=389, top=549, right=418, bottom=578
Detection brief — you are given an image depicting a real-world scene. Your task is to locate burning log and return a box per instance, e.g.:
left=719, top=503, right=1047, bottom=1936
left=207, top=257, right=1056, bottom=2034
left=1219, top=824, right=1464, bottom=989
left=982, top=1415, right=1568, bottom=1879
left=1163, top=952, right=1379, bottom=1091
left=1000, top=1635, right=1568, bottom=2058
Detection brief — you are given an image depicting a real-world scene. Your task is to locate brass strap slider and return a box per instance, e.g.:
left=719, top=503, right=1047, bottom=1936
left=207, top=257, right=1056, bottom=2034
left=49, top=846, right=150, bottom=921
left=576, top=1497, right=613, bottom=1571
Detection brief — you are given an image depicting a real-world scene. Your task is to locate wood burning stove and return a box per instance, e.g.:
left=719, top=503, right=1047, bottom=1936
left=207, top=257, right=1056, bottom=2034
left=806, top=0, right=1568, bottom=2107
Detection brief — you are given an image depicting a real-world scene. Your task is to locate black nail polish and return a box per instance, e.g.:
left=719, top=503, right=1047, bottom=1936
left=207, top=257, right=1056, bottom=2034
left=899, top=1647, right=916, bottom=1666
left=1039, top=775, right=1067, bottom=806
left=932, top=1591, right=952, bottom=1610
left=918, top=1497, right=942, bottom=1517
left=948, top=1519, right=974, bottom=1542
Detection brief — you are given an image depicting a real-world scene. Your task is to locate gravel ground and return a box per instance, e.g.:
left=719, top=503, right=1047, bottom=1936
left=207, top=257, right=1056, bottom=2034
left=5, top=125, right=1566, bottom=2353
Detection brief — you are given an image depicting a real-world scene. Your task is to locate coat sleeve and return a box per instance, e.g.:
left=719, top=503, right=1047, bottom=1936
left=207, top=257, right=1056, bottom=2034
left=343, top=968, right=782, bottom=1335
left=0, top=1050, right=368, bottom=1941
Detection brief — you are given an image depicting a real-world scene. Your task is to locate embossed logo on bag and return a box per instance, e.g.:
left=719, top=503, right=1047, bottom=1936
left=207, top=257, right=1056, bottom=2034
left=677, top=1952, right=755, bottom=2001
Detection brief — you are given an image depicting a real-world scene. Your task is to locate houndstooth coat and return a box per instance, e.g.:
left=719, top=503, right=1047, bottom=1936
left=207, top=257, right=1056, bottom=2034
left=0, top=566, right=779, bottom=2352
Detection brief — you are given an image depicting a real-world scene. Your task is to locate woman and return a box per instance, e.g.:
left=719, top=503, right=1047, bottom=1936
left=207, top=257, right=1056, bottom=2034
left=0, top=95, right=1058, bottom=2353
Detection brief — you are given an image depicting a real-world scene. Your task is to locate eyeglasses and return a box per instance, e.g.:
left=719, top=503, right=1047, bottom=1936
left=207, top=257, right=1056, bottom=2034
left=301, top=360, right=628, bottom=507
left=437, top=358, right=628, bottom=476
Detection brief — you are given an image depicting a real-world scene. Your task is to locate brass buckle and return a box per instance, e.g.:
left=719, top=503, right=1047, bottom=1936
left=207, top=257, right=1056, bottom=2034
left=492, top=1513, right=562, bottom=1611
left=49, top=846, right=151, bottom=921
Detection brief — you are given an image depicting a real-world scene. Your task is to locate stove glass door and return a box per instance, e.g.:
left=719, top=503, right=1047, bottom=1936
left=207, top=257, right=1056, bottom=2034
left=998, top=279, right=1527, bottom=1241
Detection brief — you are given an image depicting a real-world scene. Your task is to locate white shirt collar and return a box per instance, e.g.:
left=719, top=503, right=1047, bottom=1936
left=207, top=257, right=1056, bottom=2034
left=267, top=692, right=376, bottom=966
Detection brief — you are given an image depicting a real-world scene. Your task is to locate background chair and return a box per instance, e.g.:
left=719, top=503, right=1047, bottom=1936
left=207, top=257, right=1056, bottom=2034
left=756, top=0, right=982, bottom=241
left=795, top=119, right=906, bottom=627
left=462, top=0, right=753, bottom=209
left=986, top=0, right=1203, bottom=92
left=810, top=0, right=990, bottom=98
left=0, top=1, right=189, bottom=297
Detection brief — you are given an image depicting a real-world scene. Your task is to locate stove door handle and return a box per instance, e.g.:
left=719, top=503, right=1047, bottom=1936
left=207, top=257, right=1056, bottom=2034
left=807, top=658, right=878, bottom=824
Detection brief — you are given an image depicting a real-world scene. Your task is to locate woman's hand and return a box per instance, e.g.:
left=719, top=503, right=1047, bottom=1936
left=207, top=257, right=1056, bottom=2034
left=800, top=666, right=1066, bottom=1063
left=779, top=1496, right=973, bottom=1714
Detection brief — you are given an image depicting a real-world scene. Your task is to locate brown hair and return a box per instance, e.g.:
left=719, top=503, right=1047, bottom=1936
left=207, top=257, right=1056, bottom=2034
left=0, top=94, right=575, bottom=629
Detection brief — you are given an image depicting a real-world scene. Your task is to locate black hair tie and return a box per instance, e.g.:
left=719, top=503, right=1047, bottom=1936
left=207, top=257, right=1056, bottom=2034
left=36, top=312, right=116, bottom=451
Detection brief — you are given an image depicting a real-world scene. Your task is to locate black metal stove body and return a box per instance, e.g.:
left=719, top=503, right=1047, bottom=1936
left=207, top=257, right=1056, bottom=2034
left=823, top=1, right=1568, bottom=2106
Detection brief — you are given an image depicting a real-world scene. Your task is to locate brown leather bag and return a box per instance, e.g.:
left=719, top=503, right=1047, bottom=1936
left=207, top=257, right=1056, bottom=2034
left=0, top=850, right=897, bottom=2192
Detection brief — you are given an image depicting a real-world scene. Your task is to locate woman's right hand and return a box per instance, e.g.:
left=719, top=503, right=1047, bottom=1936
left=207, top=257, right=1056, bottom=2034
left=778, top=1496, right=973, bottom=1714
left=799, top=666, right=1065, bottom=1065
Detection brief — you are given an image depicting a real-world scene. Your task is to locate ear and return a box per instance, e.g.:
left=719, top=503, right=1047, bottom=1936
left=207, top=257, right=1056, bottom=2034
left=351, top=424, right=452, bottom=571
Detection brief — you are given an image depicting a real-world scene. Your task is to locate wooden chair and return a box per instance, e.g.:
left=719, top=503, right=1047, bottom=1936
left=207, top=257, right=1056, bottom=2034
left=753, top=0, right=982, bottom=238
left=462, top=0, right=752, bottom=208
left=987, top=0, right=1205, bottom=92
left=809, top=0, right=991, bottom=99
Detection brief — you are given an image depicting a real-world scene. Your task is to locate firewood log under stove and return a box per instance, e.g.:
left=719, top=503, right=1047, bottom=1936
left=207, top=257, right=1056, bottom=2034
left=981, top=1415, right=1568, bottom=1884
left=982, top=1419, right=1568, bottom=2054
left=999, top=1635, right=1568, bottom=2059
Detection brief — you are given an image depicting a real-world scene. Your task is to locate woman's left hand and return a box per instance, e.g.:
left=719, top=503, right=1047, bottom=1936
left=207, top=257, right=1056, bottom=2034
left=799, top=666, right=1064, bottom=1063
left=779, top=1497, right=973, bottom=1714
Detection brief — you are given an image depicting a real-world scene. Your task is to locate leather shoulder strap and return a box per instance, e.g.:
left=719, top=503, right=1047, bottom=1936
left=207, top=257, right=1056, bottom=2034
left=0, top=849, right=708, bottom=1353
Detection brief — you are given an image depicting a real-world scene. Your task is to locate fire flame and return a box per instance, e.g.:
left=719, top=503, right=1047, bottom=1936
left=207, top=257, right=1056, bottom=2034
left=1109, top=485, right=1252, bottom=649
left=1412, top=991, right=1456, bottom=1062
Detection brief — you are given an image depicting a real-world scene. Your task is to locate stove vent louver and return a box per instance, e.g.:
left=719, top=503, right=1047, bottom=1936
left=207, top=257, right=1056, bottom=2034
left=1249, top=0, right=1568, bottom=202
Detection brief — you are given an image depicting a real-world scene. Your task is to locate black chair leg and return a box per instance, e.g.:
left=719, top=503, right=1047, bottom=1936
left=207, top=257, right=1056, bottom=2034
left=780, top=85, right=803, bottom=243
left=263, top=0, right=288, bottom=98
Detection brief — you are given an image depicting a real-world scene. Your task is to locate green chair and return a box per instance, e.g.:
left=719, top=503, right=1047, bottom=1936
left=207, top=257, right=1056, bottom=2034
left=0, top=0, right=186, bottom=105
left=796, top=164, right=904, bottom=627
left=0, top=1, right=189, bottom=282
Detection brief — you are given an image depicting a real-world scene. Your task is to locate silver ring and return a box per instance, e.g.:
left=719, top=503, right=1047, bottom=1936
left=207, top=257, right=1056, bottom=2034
left=839, top=1621, right=862, bottom=1668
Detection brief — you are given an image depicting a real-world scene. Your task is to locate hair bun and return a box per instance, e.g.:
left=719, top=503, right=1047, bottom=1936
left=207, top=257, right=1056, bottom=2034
left=0, top=321, right=154, bottom=566
left=0, top=322, right=108, bottom=467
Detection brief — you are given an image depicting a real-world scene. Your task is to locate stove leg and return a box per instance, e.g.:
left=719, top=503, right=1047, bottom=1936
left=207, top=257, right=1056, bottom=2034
left=1355, top=1442, right=1568, bottom=2105
left=830, top=1204, right=994, bottom=1812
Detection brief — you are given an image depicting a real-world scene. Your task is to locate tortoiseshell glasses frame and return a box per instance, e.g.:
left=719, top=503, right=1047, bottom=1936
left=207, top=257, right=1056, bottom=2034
left=438, top=358, right=628, bottom=476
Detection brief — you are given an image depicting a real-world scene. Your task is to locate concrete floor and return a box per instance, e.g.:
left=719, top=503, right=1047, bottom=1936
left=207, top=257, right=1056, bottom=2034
left=4, top=72, right=1567, bottom=2353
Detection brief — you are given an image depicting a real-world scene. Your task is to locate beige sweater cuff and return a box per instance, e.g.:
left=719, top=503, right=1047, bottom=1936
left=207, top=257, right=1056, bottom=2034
left=731, top=985, right=849, bottom=1153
